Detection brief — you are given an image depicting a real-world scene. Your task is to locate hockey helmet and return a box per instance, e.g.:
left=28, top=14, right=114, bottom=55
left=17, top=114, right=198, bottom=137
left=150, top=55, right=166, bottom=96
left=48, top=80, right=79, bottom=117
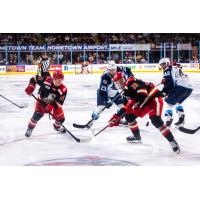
left=107, top=60, right=117, bottom=70
left=159, top=58, right=170, bottom=66
left=53, top=70, right=64, bottom=80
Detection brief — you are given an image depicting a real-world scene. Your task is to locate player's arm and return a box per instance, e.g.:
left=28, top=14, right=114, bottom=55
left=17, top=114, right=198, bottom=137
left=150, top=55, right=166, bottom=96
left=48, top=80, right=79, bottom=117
left=54, top=87, right=67, bottom=106
left=38, top=76, right=53, bottom=99
left=25, top=76, right=38, bottom=95
left=133, top=80, right=148, bottom=102
left=161, top=68, right=175, bottom=94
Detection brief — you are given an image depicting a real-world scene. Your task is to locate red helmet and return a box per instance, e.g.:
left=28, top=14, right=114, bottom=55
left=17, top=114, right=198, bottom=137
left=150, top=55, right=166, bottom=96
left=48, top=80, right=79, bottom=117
left=53, top=70, right=64, bottom=80
left=172, top=61, right=176, bottom=66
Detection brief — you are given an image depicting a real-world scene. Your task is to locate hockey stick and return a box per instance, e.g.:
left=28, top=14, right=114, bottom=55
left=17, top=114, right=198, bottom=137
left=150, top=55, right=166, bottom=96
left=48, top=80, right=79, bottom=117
left=73, top=90, right=124, bottom=129
left=0, top=94, right=28, bottom=108
left=160, top=112, right=200, bottom=134
left=94, top=112, right=127, bottom=137
left=178, top=126, right=200, bottom=134
left=31, top=94, right=91, bottom=143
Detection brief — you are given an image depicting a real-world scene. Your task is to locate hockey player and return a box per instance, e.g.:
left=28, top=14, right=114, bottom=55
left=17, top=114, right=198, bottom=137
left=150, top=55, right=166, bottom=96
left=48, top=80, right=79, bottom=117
left=24, top=70, right=67, bottom=137
left=81, top=61, right=90, bottom=74
left=159, top=58, right=193, bottom=127
left=108, top=76, right=180, bottom=154
left=89, top=60, right=133, bottom=128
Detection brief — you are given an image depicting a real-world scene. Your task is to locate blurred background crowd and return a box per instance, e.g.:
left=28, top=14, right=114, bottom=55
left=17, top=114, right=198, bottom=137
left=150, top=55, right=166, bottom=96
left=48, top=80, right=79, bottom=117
left=0, top=33, right=199, bottom=65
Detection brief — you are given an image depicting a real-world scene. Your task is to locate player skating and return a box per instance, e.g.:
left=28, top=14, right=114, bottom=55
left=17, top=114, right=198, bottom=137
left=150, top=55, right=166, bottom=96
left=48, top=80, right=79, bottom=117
left=24, top=70, right=67, bottom=137
left=73, top=60, right=133, bottom=129
left=159, top=58, right=193, bottom=128
left=108, top=76, right=180, bottom=154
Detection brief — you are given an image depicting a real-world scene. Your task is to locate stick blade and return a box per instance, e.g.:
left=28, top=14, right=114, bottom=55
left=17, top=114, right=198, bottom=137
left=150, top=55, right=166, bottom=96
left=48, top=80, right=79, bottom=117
left=179, top=126, right=200, bottom=134
left=73, top=123, right=88, bottom=129
left=18, top=103, right=28, bottom=108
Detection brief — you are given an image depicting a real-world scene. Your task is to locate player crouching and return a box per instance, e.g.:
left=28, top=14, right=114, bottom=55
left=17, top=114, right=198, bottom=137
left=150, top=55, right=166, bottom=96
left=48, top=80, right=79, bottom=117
left=24, top=70, right=67, bottom=137
left=108, top=76, right=180, bottom=154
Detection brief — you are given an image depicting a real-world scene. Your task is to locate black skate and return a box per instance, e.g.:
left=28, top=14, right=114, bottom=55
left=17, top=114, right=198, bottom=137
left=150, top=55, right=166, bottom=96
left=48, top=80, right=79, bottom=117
left=166, top=118, right=173, bottom=127
left=25, top=128, right=33, bottom=137
left=175, top=115, right=185, bottom=128
left=170, top=140, right=181, bottom=154
left=126, top=135, right=142, bottom=143
left=54, top=125, right=67, bottom=134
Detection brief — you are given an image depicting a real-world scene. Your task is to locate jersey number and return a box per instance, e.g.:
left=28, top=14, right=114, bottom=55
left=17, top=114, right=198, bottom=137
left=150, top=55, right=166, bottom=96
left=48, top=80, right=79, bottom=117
left=101, top=86, right=107, bottom=91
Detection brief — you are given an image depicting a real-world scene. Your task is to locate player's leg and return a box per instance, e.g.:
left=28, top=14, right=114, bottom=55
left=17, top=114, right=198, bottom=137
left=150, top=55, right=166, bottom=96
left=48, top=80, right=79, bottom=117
left=164, top=90, right=179, bottom=127
left=25, top=101, right=45, bottom=137
left=164, top=103, right=174, bottom=127
left=53, top=107, right=66, bottom=133
left=125, top=101, right=155, bottom=143
left=125, top=113, right=141, bottom=143
left=149, top=97, right=180, bottom=153
left=174, top=105, right=185, bottom=127
left=175, top=87, right=193, bottom=127
left=90, top=88, right=121, bottom=128
left=90, top=90, right=106, bottom=123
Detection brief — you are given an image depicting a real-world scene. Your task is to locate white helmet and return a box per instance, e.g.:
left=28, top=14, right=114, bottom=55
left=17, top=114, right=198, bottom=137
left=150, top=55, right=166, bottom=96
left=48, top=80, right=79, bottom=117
left=159, top=58, right=170, bottom=66
left=107, top=60, right=117, bottom=70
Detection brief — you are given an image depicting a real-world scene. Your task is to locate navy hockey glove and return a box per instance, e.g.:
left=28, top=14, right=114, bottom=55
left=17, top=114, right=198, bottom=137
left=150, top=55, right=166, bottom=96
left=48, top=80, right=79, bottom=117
left=92, top=112, right=99, bottom=120
left=105, top=100, right=112, bottom=109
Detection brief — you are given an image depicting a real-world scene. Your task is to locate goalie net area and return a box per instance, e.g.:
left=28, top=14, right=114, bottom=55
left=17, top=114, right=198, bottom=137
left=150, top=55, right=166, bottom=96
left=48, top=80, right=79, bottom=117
left=74, top=64, right=93, bottom=74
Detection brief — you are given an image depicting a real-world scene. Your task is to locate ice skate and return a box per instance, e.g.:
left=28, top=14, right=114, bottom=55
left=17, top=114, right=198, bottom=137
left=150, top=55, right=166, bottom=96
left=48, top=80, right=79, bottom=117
left=166, top=118, right=173, bottom=127
left=54, top=125, right=67, bottom=134
left=126, top=135, right=142, bottom=144
left=170, top=140, right=181, bottom=154
left=175, top=114, right=185, bottom=128
left=25, top=128, right=33, bottom=137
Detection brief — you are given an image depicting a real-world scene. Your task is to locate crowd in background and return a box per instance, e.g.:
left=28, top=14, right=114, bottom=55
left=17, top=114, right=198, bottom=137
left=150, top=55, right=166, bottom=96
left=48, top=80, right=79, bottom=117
left=0, top=33, right=199, bottom=65
left=0, top=33, right=200, bottom=45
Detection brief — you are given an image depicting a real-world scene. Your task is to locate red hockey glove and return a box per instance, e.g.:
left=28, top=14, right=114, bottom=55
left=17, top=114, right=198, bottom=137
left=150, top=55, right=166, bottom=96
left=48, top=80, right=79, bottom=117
left=25, top=84, right=35, bottom=96
left=108, top=114, right=121, bottom=127
left=45, top=104, right=54, bottom=113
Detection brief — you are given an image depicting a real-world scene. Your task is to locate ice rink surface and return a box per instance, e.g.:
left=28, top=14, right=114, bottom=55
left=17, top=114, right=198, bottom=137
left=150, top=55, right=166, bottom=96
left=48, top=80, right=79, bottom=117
left=0, top=72, right=200, bottom=166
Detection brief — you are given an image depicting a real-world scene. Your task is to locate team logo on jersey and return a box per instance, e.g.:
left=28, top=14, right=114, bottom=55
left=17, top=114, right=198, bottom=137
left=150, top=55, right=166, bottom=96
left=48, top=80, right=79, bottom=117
left=60, top=96, right=65, bottom=101
left=103, top=80, right=107, bottom=84
left=25, top=156, right=137, bottom=166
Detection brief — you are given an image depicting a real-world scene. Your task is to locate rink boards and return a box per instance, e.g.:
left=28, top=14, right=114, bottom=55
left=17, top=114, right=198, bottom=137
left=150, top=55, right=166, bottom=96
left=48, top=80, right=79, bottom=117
left=0, top=63, right=200, bottom=75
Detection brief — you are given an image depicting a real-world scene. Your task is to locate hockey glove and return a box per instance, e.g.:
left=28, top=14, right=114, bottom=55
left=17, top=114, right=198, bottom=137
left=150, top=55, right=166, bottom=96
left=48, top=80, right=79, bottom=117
left=161, top=92, right=167, bottom=98
left=92, top=111, right=100, bottom=120
left=105, top=100, right=112, bottom=109
left=25, top=84, right=35, bottom=96
left=108, top=114, right=121, bottom=127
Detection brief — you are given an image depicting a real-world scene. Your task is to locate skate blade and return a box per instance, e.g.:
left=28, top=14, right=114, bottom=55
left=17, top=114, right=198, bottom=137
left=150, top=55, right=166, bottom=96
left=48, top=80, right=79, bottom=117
left=174, top=149, right=181, bottom=154
left=127, top=140, right=142, bottom=144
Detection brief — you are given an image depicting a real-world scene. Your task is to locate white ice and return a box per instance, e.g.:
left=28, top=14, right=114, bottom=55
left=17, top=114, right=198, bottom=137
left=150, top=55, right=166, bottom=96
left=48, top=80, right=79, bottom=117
left=0, top=72, right=200, bottom=166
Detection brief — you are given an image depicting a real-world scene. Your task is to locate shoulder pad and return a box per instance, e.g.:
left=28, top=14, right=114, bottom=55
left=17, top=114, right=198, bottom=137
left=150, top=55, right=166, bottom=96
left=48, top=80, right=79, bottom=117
left=59, top=84, right=67, bottom=94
